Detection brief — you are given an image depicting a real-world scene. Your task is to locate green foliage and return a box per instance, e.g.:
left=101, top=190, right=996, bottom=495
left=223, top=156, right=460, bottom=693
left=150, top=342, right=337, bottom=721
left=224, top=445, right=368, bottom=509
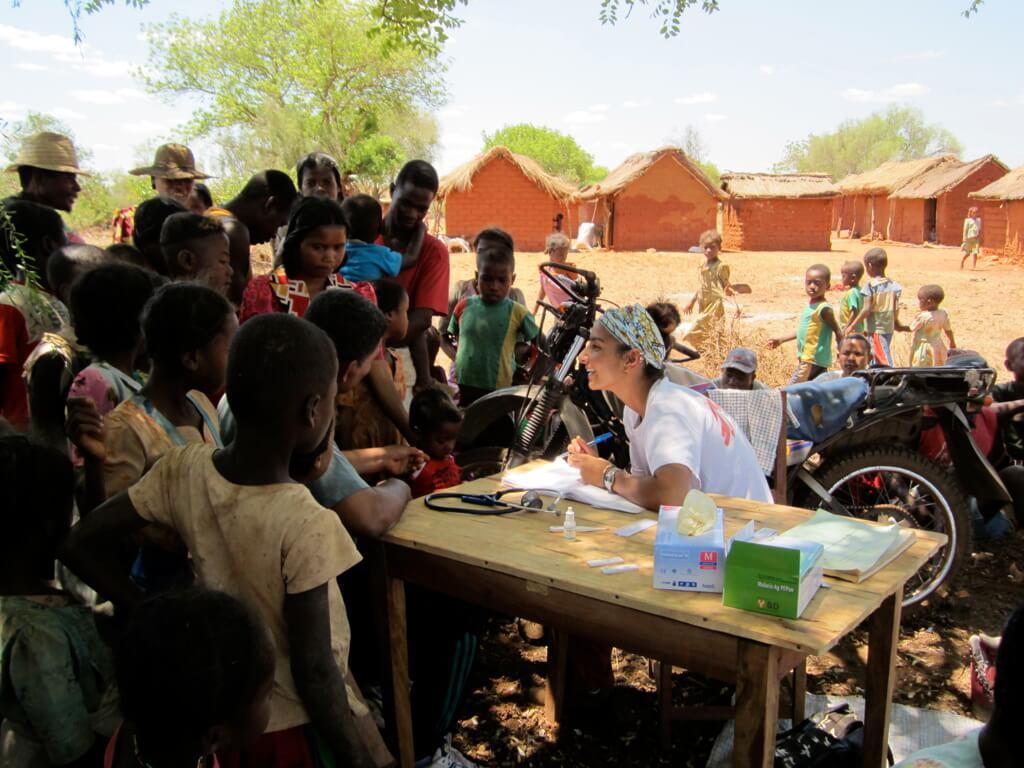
left=142, top=0, right=444, bottom=186
left=481, top=124, right=604, bottom=186
left=599, top=0, right=719, bottom=38
left=774, top=106, right=963, bottom=181
left=699, top=160, right=720, bottom=187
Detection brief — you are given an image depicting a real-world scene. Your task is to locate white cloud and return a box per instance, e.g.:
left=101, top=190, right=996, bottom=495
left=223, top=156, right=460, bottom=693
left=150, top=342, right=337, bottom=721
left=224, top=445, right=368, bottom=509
left=0, top=23, right=77, bottom=56
left=16, top=61, right=48, bottom=71
left=703, top=113, right=727, bottom=122
left=992, top=99, right=1011, bottom=108
left=842, top=82, right=929, bottom=103
left=588, top=103, right=610, bottom=112
left=70, top=88, right=147, bottom=105
left=0, top=100, right=26, bottom=119
left=759, top=64, right=775, bottom=75
left=676, top=91, right=718, bottom=105
left=897, top=50, right=945, bottom=61
left=49, top=107, right=87, bottom=121
left=621, top=99, right=648, bottom=109
left=123, top=120, right=165, bottom=134
left=562, top=109, right=607, bottom=125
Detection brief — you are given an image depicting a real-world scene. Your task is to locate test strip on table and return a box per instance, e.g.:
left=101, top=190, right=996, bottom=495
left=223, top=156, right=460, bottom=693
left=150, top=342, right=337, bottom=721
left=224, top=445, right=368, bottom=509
left=587, top=556, right=624, bottom=568
left=549, top=526, right=608, bottom=533
left=615, top=519, right=657, bottom=537
left=601, top=563, right=639, bottom=575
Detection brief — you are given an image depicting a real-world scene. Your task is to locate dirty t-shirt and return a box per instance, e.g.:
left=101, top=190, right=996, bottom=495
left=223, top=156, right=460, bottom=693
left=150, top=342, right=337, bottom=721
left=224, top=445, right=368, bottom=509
left=862, top=276, right=902, bottom=335
left=448, top=295, right=539, bottom=391
left=128, top=443, right=365, bottom=731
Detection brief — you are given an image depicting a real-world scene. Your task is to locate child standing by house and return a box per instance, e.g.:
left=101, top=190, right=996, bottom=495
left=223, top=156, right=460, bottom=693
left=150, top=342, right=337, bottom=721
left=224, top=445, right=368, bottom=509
left=837, top=260, right=866, bottom=334
left=446, top=229, right=539, bottom=407
left=845, top=247, right=908, bottom=367
left=406, top=387, right=463, bottom=498
left=961, top=205, right=982, bottom=270
left=769, top=264, right=843, bottom=383
left=534, top=232, right=578, bottom=314
left=910, top=284, right=956, bottom=367
left=682, top=229, right=734, bottom=350
left=60, top=313, right=391, bottom=768
left=339, top=194, right=402, bottom=282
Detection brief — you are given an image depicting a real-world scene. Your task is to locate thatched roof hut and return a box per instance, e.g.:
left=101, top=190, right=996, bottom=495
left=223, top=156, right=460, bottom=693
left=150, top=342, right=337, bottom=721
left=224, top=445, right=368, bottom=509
left=720, top=173, right=837, bottom=251
left=970, top=165, right=1024, bottom=200
left=970, top=165, right=1024, bottom=259
left=577, top=148, right=721, bottom=251
left=720, top=172, right=838, bottom=199
left=437, top=146, right=579, bottom=250
left=837, top=155, right=959, bottom=195
left=883, top=155, right=1008, bottom=245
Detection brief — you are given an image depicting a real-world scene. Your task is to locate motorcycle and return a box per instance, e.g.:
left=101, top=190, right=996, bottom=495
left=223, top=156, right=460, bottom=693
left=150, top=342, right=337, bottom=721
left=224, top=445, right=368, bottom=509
left=455, top=262, right=1011, bottom=609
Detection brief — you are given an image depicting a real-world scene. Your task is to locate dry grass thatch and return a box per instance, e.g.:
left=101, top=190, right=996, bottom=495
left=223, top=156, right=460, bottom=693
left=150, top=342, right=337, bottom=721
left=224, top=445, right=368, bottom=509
left=889, top=155, right=1009, bottom=200
left=578, top=147, right=723, bottom=201
left=836, top=155, right=959, bottom=195
left=969, top=164, right=1024, bottom=201
left=437, top=146, right=579, bottom=203
left=720, top=172, right=838, bottom=199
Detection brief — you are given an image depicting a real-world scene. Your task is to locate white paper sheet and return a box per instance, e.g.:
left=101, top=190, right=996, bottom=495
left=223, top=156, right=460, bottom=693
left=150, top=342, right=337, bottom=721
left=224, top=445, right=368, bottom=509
left=501, top=459, right=645, bottom=514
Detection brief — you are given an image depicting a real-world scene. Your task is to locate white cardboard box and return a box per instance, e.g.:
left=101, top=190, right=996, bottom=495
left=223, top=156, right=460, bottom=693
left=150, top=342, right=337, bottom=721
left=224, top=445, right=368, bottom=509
left=653, top=505, right=731, bottom=593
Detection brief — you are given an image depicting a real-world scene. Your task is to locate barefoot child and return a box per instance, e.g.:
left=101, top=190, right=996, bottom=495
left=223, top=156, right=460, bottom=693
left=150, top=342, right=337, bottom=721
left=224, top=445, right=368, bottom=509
left=682, top=229, right=734, bottom=349
left=446, top=228, right=539, bottom=406
left=769, top=264, right=843, bottom=383
left=910, top=284, right=956, bottom=367
left=961, top=206, right=982, bottom=270
left=845, top=247, right=908, bottom=367
left=60, top=313, right=390, bottom=767
left=837, top=260, right=865, bottom=334
left=106, top=589, right=276, bottom=768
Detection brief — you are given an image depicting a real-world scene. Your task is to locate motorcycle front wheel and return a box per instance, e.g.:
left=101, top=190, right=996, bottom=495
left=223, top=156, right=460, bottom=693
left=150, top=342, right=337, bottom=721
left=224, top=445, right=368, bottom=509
left=802, top=446, right=971, bottom=611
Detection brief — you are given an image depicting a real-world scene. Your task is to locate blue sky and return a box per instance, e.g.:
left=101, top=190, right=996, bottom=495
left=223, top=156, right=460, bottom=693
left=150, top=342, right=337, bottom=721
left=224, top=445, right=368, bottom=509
left=2, top=0, right=1022, bottom=177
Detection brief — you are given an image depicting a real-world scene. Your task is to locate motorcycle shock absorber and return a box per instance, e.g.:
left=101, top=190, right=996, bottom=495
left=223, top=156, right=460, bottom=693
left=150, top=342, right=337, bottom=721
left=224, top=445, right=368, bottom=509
left=513, top=334, right=587, bottom=456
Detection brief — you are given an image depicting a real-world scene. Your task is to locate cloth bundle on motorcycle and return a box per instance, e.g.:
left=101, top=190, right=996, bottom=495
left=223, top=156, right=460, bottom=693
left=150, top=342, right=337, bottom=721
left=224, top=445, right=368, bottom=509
left=774, top=703, right=894, bottom=767
left=785, top=378, right=869, bottom=443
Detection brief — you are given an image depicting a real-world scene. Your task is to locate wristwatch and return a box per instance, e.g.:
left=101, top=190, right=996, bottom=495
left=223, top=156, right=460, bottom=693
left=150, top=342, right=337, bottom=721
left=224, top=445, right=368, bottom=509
left=602, top=464, right=619, bottom=493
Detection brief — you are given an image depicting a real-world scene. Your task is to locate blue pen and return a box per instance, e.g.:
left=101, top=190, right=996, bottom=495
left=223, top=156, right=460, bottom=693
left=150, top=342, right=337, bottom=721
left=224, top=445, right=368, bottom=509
left=559, top=432, right=613, bottom=460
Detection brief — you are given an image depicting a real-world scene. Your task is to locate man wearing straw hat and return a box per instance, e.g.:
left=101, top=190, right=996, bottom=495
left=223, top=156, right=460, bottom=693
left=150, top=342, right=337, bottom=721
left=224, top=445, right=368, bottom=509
left=130, top=143, right=210, bottom=207
left=4, top=131, right=87, bottom=214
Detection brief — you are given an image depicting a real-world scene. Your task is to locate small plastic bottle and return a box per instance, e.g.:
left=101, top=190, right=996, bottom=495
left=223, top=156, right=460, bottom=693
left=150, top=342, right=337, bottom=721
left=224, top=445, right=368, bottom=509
left=563, top=506, right=577, bottom=541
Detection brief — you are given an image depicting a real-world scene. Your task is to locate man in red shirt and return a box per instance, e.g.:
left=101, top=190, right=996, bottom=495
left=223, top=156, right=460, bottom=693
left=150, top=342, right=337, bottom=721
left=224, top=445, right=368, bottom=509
left=380, top=161, right=450, bottom=394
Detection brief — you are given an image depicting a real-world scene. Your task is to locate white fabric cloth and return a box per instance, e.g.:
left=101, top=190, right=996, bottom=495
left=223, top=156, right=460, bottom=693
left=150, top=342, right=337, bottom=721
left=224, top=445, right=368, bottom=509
left=624, top=378, right=772, bottom=502
left=893, top=729, right=983, bottom=767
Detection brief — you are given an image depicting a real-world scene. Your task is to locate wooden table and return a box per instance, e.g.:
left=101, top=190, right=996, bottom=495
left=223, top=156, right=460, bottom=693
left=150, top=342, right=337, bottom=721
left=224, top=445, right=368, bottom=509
left=380, top=472, right=946, bottom=768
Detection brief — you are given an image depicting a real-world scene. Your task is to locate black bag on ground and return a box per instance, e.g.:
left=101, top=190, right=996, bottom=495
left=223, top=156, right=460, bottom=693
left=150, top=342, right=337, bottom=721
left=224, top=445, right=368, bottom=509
left=774, top=703, right=894, bottom=768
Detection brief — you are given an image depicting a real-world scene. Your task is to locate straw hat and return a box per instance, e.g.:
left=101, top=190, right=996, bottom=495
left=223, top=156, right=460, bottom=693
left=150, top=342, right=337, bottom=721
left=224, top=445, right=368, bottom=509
left=5, top=131, right=89, bottom=175
left=130, top=143, right=210, bottom=180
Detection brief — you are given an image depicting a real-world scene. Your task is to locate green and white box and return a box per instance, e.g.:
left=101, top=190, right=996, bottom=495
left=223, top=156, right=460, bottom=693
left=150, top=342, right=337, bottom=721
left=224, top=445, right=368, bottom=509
left=723, top=536, right=824, bottom=619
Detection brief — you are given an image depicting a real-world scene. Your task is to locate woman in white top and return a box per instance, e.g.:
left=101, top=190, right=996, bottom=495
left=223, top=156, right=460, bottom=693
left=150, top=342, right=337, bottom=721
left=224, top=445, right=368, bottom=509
left=568, top=304, right=771, bottom=509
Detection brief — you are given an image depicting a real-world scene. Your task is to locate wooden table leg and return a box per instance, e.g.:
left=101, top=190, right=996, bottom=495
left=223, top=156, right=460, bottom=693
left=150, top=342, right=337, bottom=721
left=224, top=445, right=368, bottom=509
left=791, top=662, right=807, bottom=724
left=734, top=640, right=781, bottom=768
left=864, top=591, right=902, bottom=768
left=544, top=628, right=568, bottom=724
left=385, top=573, right=415, bottom=768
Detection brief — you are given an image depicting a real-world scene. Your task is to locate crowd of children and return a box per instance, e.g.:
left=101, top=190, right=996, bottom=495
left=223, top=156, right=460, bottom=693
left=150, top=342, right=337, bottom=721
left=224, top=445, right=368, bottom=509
left=2, top=127, right=1023, bottom=768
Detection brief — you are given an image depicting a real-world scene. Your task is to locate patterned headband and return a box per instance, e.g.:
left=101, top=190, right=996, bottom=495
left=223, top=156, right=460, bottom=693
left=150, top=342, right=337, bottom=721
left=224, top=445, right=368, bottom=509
left=599, top=304, right=666, bottom=370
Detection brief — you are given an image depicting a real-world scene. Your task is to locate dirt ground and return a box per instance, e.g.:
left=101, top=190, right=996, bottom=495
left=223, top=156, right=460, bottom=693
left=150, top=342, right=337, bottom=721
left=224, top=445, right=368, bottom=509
left=443, top=238, right=1024, bottom=765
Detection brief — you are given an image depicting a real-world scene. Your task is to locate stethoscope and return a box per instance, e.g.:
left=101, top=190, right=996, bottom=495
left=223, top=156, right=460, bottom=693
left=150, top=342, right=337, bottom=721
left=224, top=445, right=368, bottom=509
left=424, top=488, right=564, bottom=516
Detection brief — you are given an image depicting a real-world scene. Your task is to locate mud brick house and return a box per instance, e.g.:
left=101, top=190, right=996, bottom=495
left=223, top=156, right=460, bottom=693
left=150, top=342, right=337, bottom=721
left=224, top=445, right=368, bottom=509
left=887, top=155, right=1008, bottom=245
left=577, top=148, right=721, bottom=251
left=970, top=165, right=1024, bottom=260
left=719, top=173, right=838, bottom=251
left=834, top=156, right=958, bottom=239
left=437, top=146, right=578, bottom=251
